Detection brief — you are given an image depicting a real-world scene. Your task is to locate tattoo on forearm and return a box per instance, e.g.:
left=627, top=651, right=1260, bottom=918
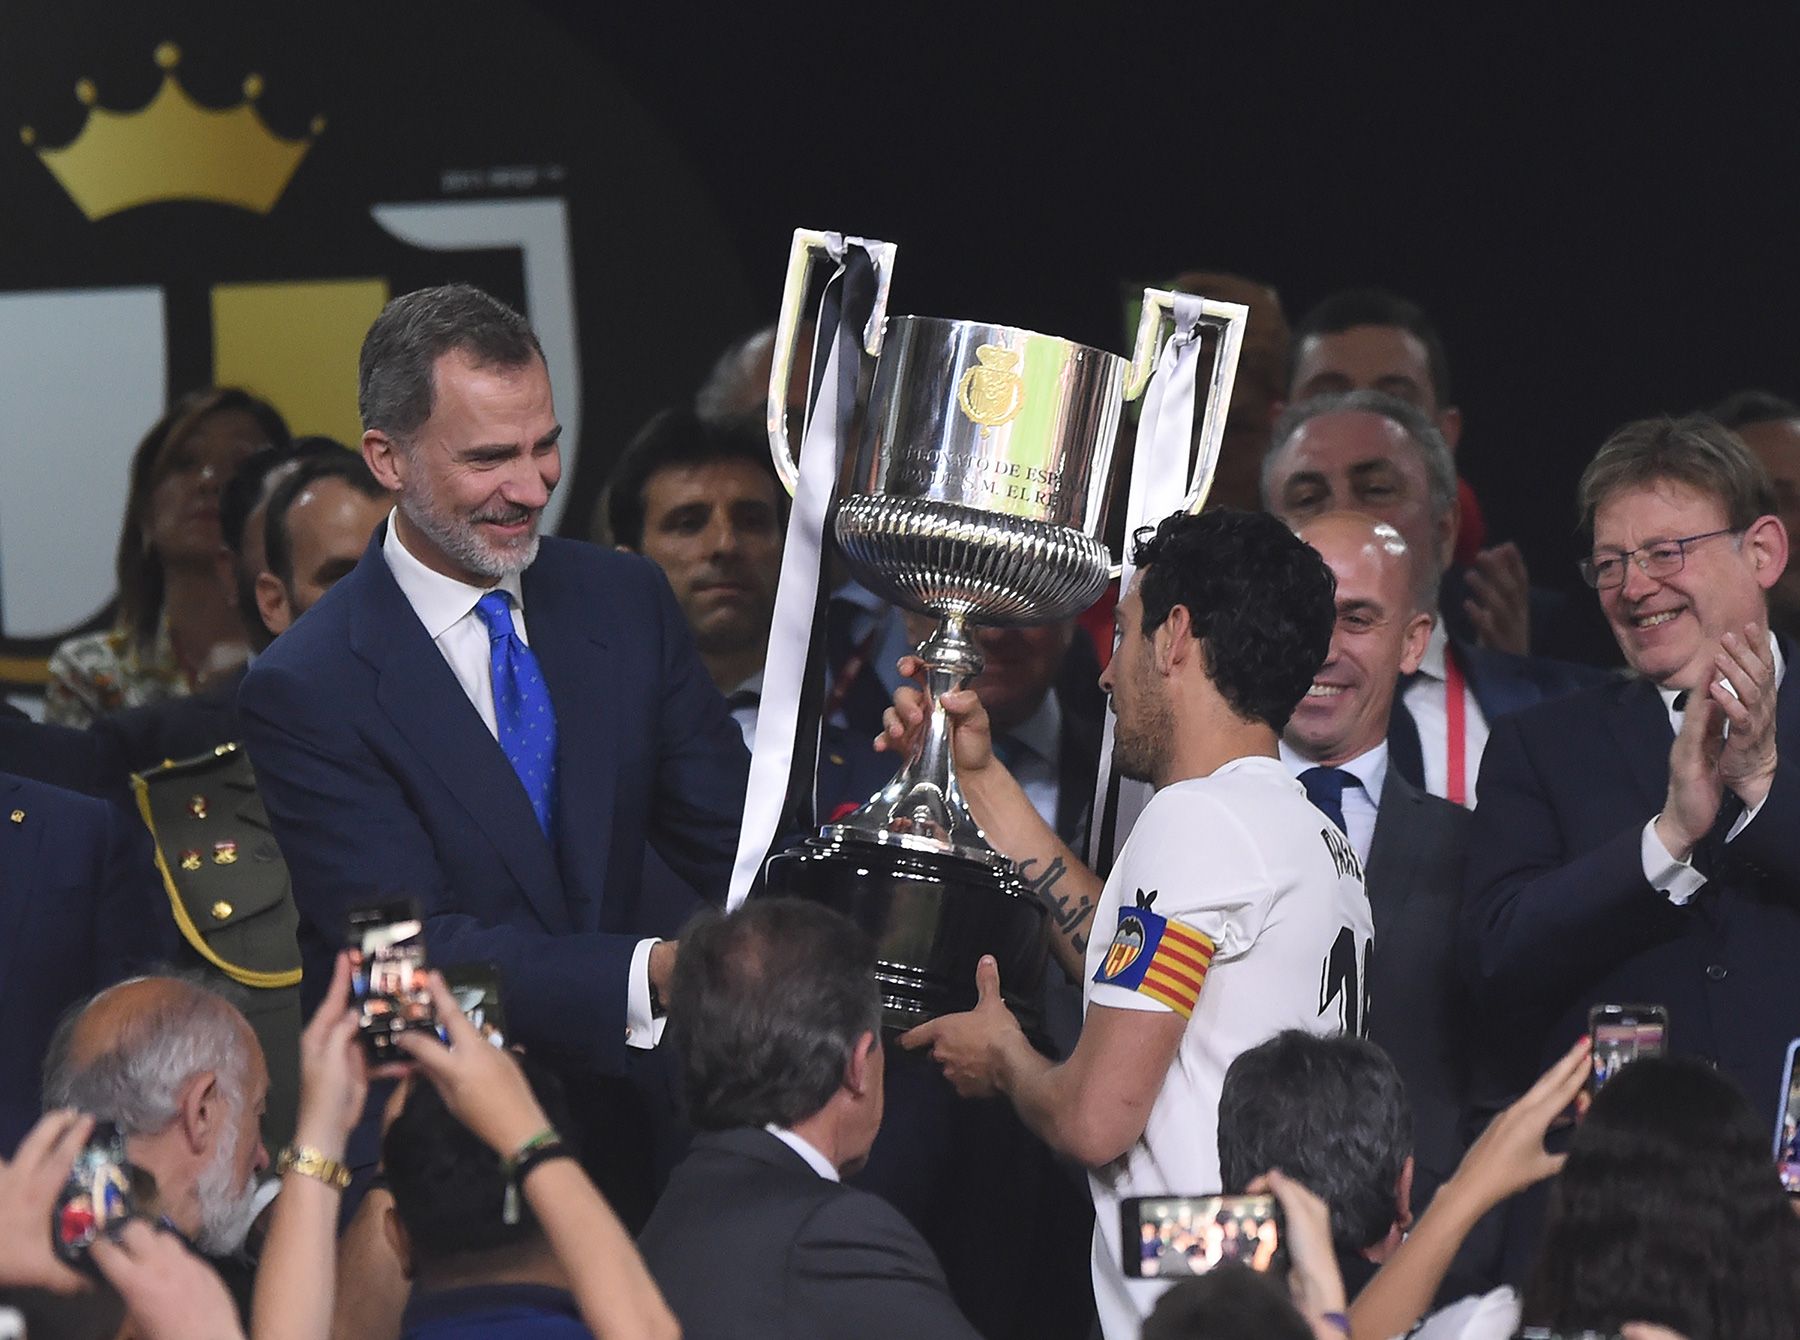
left=1019, top=856, right=1093, bottom=951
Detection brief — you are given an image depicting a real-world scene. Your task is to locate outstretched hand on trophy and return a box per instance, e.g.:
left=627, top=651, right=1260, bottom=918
left=876, top=655, right=1004, bottom=778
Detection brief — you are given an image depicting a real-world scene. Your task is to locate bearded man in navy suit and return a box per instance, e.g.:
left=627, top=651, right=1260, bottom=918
left=239, top=286, right=748, bottom=1207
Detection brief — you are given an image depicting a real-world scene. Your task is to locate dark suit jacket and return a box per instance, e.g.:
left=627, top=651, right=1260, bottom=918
left=1388, top=639, right=1609, bottom=790
left=1365, top=766, right=1473, bottom=1196
left=237, top=526, right=748, bottom=1077
left=638, top=1127, right=980, bottom=1340
left=1461, top=669, right=1800, bottom=1107
left=0, top=669, right=242, bottom=804
left=0, top=770, right=172, bottom=1153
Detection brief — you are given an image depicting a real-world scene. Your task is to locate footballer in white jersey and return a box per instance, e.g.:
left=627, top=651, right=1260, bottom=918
left=895, top=509, right=1354, bottom=1340
left=1081, top=755, right=1373, bottom=1337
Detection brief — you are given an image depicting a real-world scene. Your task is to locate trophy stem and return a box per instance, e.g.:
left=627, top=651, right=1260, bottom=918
left=826, top=612, right=1006, bottom=865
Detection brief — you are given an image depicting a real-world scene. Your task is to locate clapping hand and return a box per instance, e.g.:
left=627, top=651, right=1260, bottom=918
left=1713, top=624, right=1778, bottom=806
left=1463, top=542, right=1532, bottom=656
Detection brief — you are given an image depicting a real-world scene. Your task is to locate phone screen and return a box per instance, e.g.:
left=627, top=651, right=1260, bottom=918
left=1774, top=1039, right=1800, bottom=1193
left=348, top=900, right=436, bottom=1059
left=1587, top=1003, right=1667, bottom=1094
left=53, top=1120, right=139, bottom=1264
left=1121, top=1194, right=1284, bottom=1279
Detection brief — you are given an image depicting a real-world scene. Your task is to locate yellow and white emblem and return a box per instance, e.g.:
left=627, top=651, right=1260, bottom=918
left=955, top=343, right=1024, bottom=435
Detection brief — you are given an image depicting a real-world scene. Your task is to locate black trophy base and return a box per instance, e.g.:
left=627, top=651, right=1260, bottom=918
left=763, top=833, right=1049, bottom=1034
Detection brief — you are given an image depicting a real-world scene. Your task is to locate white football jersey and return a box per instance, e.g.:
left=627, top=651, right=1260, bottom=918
left=1082, top=755, right=1375, bottom=1339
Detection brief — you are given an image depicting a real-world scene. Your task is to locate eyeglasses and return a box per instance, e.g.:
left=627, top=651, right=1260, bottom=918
left=1578, top=527, right=1741, bottom=589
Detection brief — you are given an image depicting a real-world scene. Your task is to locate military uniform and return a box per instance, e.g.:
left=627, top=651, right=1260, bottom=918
left=132, top=744, right=303, bottom=1149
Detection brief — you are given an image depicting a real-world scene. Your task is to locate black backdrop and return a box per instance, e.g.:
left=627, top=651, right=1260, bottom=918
left=532, top=4, right=1800, bottom=596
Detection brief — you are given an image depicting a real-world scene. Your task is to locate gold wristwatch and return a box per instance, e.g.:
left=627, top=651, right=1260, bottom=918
left=275, top=1144, right=352, bottom=1190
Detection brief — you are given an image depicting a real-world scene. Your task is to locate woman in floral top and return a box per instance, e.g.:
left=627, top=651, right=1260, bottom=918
left=46, top=387, right=290, bottom=726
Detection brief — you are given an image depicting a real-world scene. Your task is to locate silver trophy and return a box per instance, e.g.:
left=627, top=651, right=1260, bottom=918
left=765, top=228, right=1246, bottom=1028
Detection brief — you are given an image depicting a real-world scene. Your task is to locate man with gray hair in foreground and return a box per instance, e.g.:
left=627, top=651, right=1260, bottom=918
left=43, top=975, right=270, bottom=1257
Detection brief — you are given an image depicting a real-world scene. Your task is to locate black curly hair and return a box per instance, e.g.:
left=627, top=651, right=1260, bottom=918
left=1130, top=508, right=1336, bottom=734
left=1522, top=1056, right=1800, bottom=1340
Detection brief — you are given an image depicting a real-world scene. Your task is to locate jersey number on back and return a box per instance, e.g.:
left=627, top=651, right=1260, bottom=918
left=1317, top=926, right=1370, bottom=1037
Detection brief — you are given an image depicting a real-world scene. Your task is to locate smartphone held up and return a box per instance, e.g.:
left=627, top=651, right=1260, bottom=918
left=348, top=900, right=437, bottom=1060
left=1121, top=1194, right=1285, bottom=1279
left=1587, top=1003, right=1667, bottom=1096
left=52, top=1120, right=152, bottom=1269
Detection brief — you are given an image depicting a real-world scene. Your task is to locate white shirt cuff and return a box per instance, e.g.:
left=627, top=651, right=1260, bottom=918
left=625, top=937, right=666, bottom=1050
left=1642, top=818, right=1706, bottom=906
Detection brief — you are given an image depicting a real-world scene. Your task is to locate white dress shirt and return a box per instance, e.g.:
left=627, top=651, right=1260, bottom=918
left=1400, top=621, right=1488, bottom=809
left=727, top=669, right=764, bottom=753
left=764, top=1124, right=839, bottom=1181
left=1279, top=739, right=1387, bottom=868
left=1640, top=633, right=1785, bottom=905
left=382, top=521, right=664, bottom=1050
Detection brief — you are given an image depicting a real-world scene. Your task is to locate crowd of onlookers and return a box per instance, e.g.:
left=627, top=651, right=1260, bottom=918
left=2, top=268, right=1800, bottom=1340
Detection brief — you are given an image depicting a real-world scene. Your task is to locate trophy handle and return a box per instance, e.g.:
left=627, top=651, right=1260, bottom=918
left=767, top=228, right=898, bottom=497
left=1127, top=287, right=1252, bottom=507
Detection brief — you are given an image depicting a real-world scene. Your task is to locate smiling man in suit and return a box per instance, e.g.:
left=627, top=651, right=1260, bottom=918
left=238, top=285, right=749, bottom=1208
left=1463, top=416, right=1800, bottom=1112
left=1265, top=391, right=1604, bottom=809
left=1281, top=512, right=1474, bottom=1216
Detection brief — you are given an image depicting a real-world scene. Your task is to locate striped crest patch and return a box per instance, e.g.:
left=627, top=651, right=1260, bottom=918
left=1093, top=898, right=1216, bottom=1019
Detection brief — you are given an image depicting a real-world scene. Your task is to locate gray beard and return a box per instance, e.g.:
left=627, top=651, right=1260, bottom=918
left=399, top=490, right=539, bottom=580
left=192, top=1118, right=262, bottom=1256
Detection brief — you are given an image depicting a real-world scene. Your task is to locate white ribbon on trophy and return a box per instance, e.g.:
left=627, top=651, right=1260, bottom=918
left=726, top=235, right=875, bottom=910
left=1087, top=293, right=1244, bottom=874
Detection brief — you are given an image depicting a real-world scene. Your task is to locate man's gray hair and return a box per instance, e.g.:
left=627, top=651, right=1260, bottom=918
left=1265, top=388, right=1458, bottom=525
left=42, top=976, right=251, bottom=1136
left=358, top=283, right=544, bottom=443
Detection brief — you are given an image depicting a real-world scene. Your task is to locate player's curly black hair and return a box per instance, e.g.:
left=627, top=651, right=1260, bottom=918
left=1130, top=508, right=1336, bottom=734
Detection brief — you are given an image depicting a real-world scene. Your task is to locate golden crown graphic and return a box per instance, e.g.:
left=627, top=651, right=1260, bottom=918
left=20, top=42, right=324, bottom=220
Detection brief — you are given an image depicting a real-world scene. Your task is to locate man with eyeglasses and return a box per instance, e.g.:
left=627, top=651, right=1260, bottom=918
left=1461, top=414, right=1799, bottom=1119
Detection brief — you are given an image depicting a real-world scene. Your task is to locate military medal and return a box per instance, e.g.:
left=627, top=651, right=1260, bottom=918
left=212, top=839, right=238, bottom=865
left=179, top=849, right=202, bottom=871
left=188, top=794, right=208, bottom=819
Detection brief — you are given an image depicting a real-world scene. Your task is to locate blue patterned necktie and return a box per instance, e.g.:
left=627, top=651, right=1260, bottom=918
left=473, top=591, right=558, bottom=838
left=1299, top=765, right=1358, bottom=836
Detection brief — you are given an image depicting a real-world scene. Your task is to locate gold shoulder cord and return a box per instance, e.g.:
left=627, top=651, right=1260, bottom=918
left=130, top=771, right=302, bottom=990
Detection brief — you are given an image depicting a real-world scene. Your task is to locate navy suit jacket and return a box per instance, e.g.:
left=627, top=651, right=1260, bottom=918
left=1461, top=667, right=1800, bottom=1108
left=1388, top=638, right=1610, bottom=789
left=638, top=1126, right=979, bottom=1340
left=0, top=770, right=172, bottom=1153
left=238, top=526, right=748, bottom=1077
